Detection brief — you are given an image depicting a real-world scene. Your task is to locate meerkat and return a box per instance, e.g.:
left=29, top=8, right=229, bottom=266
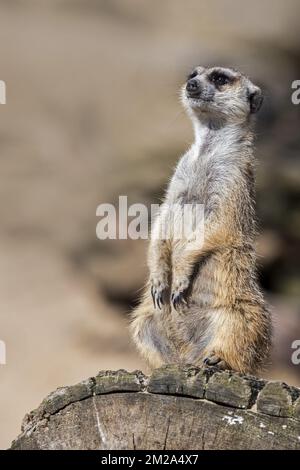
left=130, top=66, right=272, bottom=374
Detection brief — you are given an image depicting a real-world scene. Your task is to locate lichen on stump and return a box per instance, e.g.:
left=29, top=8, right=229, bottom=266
left=11, top=365, right=300, bottom=450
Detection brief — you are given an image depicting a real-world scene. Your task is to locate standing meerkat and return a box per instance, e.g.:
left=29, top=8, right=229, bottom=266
left=130, top=66, right=272, bottom=374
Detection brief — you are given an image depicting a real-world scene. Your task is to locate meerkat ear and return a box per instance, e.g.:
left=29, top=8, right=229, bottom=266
left=248, top=85, right=264, bottom=114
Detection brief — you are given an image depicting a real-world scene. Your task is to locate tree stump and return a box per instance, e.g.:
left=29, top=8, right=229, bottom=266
left=11, top=365, right=300, bottom=450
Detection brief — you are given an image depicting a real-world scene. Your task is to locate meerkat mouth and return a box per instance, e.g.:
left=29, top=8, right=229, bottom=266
left=187, top=96, right=213, bottom=110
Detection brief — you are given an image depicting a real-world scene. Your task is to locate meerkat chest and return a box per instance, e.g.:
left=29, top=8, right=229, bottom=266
left=170, top=150, right=229, bottom=205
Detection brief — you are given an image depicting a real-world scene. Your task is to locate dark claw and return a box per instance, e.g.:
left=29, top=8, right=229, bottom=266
left=171, top=291, right=187, bottom=311
left=157, top=294, right=161, bottom=310
left=151, top=286, right=155, bottom=308
left=172, top=294, right=178, bottom=310
left=151, top=285, right=165, bottom=310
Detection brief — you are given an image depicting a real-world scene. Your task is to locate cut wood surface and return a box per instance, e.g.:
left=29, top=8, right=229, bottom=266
left=11, top=365, right=300, bottom=450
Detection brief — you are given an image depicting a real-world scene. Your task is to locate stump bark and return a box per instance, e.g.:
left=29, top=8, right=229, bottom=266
left=11, top=365, right=300, bottom=450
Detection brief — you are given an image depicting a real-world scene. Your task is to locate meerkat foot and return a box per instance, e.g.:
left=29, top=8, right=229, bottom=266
left=203, top=353, right=230, bottom=371
left=150, top=277, right=169, bottom=310
left=171, top=276, right=190, bottom=311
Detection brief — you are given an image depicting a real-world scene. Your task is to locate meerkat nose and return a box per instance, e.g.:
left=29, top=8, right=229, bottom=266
left=186, top=78, right=202, bottom=97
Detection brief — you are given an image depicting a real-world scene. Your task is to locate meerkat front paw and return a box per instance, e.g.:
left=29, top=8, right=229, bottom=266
left=150, top=276, right=169, bottom=310
left=171, top=276, right=190, bottom=311
left=203, top=353, right=230, bottom=371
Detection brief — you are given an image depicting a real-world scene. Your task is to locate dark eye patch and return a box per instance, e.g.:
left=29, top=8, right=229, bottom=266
left=187, top=70, right=198, bottom=80
left=209, top=71, right=233, bottom=87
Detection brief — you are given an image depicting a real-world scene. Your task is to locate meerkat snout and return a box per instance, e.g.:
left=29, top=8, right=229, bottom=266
left=186, top=78, right=202, bottom=98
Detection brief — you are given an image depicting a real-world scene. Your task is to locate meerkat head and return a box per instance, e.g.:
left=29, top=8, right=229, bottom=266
left=182, top=66, right=263, bottom=125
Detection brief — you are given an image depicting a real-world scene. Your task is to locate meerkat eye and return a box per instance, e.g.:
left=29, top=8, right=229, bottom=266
left=187, top=70, right=198, bottom=80
left=209, top=72, right=231, bottom=87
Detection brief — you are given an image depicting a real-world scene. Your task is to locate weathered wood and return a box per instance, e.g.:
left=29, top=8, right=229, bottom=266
left=11, top=365, right=300, bottom=450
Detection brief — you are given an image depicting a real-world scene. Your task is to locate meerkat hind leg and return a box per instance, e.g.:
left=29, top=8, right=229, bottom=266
left=130, top=302, right=179, bottom=369
left=198, top=305, right=267, bottom=374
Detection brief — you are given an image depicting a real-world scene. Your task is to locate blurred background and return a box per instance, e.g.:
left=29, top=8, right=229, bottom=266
left=0, top=0, right=299, bottom=448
